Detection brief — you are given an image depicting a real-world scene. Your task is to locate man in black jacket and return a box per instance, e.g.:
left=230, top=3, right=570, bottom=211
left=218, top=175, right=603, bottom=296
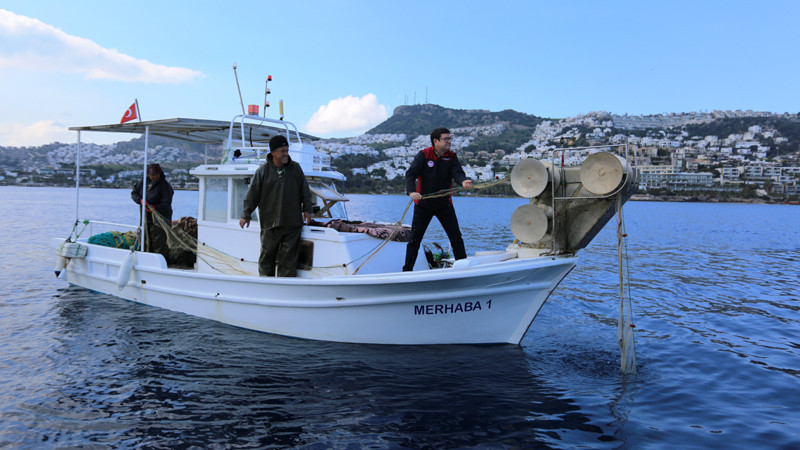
left=240, top=135, right=313, bottom=277
left=131, top=163, right=174, bottom=260
left=403, top=127, right=472, bottom=271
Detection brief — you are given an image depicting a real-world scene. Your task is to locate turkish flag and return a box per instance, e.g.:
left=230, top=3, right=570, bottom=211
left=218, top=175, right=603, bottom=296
left=120, top=102, right=138, bottom=123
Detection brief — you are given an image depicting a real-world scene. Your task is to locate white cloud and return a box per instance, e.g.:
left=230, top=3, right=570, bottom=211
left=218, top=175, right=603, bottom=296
left=0, top=120, right=73, bottom=146
left=0, top=9, right=202, bottom=83
left=305, top=94, right=387, bottom=135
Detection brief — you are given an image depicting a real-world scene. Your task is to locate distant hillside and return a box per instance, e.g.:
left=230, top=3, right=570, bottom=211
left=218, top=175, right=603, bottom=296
left=367, top=104, right=546, bottom=136
left=0, top=135, right=210, bottom=169
left=114, top=135, right=209, bottom=156
left=3, top=107, right=799, bottom=171
left=681, top=116, right=800, bottom=142
left=0, top=143, right=59, bottom=167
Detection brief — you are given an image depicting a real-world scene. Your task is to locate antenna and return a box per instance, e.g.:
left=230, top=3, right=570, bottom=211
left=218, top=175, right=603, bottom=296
left=233, top=62, right=245, bottom=115
left=264, top=75, right=272, bottom=117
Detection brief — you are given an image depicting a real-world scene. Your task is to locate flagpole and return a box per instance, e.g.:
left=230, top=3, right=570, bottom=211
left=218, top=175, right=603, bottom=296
left=135, top=98, right=141, bottom=122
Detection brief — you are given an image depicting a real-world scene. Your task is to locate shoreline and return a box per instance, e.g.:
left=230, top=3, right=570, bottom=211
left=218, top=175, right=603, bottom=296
left=2, top=183, right=796, bottom=205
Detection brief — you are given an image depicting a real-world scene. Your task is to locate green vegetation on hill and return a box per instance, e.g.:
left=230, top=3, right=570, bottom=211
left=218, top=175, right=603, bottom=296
left=461, top=126, right=541, bottom=156
left=331, top=151, right=405, bottom=192
left=332, top=152, right=385, bottom=175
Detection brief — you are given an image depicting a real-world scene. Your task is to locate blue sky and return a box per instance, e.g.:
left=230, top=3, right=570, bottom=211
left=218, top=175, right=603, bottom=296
left=1, top=1, right=798, bottom=146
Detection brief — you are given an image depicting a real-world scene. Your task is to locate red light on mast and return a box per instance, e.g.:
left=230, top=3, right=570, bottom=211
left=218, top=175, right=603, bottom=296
left=267, top=75, right=272, bottom=81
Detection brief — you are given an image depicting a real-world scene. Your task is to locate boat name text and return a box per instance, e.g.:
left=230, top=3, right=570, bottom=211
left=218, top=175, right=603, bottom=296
left=414, top=299, right=491, bottom=315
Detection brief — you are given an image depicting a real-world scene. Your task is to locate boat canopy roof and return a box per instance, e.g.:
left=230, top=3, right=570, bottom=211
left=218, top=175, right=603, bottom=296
left=69, top=117, right=319, bottom=145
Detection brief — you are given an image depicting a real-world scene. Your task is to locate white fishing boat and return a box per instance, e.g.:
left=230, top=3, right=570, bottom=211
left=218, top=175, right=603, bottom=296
left=52, top=93, right=637, bottom=345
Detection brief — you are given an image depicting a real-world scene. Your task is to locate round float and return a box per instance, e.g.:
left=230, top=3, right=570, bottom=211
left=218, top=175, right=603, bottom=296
left=510, top=204, right=551, bottom=244
left=511, top=159, right=560, bottom=198
left=579, top=152, right=632, bottom=195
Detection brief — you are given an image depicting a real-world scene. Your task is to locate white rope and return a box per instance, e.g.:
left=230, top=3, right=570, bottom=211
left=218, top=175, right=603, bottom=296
left=144, top=177, right=512, bottom=276
left=352, top=176, right=510, bottom=274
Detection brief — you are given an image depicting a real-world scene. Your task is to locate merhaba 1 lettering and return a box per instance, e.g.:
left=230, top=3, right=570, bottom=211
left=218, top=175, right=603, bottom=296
left=414, top=300, right=492, bottom=315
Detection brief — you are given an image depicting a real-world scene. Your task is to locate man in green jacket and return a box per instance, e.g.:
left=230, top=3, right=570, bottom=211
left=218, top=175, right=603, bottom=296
left=239, top=135, right=313, bottom=277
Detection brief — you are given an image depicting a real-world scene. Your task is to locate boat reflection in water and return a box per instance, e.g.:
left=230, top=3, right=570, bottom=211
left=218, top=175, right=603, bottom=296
left=46, top=285, right=615, bottom=447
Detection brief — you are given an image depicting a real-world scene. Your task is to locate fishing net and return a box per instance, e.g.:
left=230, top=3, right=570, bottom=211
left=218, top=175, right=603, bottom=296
left=87, top=231, right=138, bottom=249
left=147, top=210, right=258, bottom=275
left=616, top=194, right=637, bottom=374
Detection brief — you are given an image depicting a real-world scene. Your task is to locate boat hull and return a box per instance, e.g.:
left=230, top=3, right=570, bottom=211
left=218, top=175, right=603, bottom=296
left=52, top=239, right=576, bottom=345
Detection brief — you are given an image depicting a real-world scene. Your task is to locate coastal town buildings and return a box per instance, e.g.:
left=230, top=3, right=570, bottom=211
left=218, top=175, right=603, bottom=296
left=1, top=110, right=798, bottom=199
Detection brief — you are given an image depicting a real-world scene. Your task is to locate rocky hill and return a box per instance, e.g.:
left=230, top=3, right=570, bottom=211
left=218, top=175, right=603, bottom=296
left=368, top=104, right=545, bottom=136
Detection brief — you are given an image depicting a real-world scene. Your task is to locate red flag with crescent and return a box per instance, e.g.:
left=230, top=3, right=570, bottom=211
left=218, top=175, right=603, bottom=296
left=120, top=102, right=138, bottom=123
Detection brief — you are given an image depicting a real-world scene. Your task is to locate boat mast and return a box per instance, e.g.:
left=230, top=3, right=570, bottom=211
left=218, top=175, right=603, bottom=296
left=264, top=75, right=272, bottom=117
left=233, top=62, right=245, bottom=115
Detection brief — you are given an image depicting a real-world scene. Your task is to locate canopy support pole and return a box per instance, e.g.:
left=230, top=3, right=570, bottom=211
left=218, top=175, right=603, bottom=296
left=75, top=131, right=81, bottom=221
left=139, top=126, right=150, bottom=251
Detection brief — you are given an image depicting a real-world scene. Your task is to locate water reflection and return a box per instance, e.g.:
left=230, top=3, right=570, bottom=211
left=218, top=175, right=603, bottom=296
left=37, top=286, right=616, bottom=447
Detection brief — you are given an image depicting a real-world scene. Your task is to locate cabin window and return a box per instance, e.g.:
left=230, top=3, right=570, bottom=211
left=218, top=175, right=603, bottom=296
left=308, top=180, right=348, bottom=219
left=203, top=177, right=228, bottom=222
left=232, top=177, right=258, bottom=222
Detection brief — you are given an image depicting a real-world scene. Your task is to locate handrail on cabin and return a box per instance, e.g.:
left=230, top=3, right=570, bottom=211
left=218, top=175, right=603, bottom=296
left=227, top=114, right=304, bottom=149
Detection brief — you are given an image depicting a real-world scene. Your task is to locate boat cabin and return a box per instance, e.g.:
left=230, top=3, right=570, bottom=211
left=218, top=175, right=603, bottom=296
left=184, top=116, right=420, bottom=277
left=69, top=114, right=426, bottom=277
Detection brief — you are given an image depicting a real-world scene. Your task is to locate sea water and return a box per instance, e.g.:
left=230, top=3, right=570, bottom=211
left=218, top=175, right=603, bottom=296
left=1, top=186, right=799, bottom=448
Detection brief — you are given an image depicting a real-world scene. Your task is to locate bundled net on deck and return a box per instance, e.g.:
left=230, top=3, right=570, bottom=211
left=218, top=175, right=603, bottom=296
left=87, top=231, right=138, bottom=249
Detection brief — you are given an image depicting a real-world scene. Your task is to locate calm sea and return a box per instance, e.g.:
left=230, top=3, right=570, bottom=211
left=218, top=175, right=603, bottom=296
left=1, top=185, right=799, bottom=449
